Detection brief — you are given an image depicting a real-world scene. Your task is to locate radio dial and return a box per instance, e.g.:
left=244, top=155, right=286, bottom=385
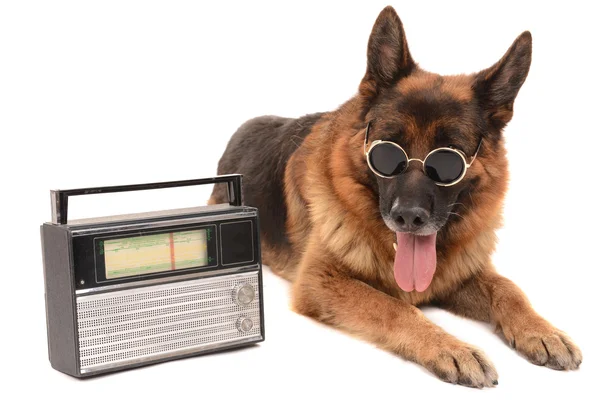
left=233, top=283, right=255, bottom=306
left=236, top=317, right=254, bottom=333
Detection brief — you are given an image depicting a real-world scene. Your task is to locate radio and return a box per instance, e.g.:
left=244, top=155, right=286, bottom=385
left=40, top=175, right=264, bottom=377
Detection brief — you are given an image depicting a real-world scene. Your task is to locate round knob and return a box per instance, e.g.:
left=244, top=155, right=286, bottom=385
left=233, top=283, right=255, bottom=306
left=236, top=317, right=254, bottom=333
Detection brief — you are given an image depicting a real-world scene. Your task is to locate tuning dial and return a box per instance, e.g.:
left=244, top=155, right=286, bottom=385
left=233, top=283, right=255, bottom=306
left=236, top=317, right=254, bottom=333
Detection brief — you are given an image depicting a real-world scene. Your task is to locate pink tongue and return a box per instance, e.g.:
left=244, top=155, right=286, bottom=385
left=394, top=232, right=437, bottom=292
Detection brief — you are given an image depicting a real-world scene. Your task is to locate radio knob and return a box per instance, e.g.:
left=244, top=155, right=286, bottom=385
left=233, top=283, right=255, bottom=306
left=236, top=317, right=254, bottom=333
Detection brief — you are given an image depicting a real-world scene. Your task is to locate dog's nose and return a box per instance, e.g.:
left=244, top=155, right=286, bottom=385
left=391, top=206, right=430, bottom=232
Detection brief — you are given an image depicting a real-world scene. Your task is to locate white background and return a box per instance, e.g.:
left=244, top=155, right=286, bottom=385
left=1, top=0, right=598, bottom=398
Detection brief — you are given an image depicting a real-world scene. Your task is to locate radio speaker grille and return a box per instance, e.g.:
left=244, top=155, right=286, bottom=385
left=76, top=271, right=261, bottom=373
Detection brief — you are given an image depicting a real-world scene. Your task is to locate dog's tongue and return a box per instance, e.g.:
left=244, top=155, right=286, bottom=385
left=394, top=232, right=437, bottom=292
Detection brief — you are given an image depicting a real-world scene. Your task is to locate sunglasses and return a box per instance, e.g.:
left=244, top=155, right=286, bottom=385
left=363, top=121, right=483, bottom=187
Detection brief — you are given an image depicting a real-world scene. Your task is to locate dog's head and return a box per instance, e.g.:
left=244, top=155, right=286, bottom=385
left=352, top=7, right=531, bottom=291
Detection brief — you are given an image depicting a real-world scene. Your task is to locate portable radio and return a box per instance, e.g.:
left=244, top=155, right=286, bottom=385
left=40, top=175, right=264, bottom=377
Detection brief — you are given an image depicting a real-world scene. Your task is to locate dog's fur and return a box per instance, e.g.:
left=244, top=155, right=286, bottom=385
left=210, top=6, right=582, bottom=387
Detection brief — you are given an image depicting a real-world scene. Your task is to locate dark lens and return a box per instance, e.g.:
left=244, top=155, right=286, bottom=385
left=368, top=143, right=408, bottom=177
left=424, top=149, right=465, bottom=184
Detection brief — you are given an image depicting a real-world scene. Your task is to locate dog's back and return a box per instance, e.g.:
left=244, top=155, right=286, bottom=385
left=210, top=113, right=324, bottom=277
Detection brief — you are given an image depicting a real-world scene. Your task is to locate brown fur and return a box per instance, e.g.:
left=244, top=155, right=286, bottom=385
left=211, top=6, right=581, bottom=387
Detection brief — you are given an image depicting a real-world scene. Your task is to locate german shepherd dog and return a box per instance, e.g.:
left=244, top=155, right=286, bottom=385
left=211, top=6, right=582, bottom=387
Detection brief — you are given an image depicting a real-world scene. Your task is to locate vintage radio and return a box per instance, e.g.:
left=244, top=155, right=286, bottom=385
left=40, top=175, right=264, bottom=377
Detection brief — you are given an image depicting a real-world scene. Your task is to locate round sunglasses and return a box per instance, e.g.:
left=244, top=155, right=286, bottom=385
left=363, top=121, right=483, bottom=187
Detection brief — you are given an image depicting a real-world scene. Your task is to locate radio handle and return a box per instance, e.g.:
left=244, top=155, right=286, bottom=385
left=50, top=174, right=243, bottom=225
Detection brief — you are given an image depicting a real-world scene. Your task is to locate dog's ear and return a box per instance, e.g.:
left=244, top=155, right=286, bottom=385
left=359, top=6, right=415, bottom=98
left=475, top=31, right=532, bottom=130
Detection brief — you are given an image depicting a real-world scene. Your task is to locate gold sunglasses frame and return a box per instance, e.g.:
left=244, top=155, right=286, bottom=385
left=363, top=121, right=483, bottom=187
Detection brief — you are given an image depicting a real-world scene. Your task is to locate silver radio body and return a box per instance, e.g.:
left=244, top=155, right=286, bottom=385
left=41, top=175, right=265, bottom=377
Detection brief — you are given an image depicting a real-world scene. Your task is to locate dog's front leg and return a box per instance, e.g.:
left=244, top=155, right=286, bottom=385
left=437, top=269, right=582, bottom=370
left=290, top=251, right=498, bottom=388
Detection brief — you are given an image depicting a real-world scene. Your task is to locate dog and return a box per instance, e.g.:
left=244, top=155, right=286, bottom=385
left=210, top=6, right=582, bottom=387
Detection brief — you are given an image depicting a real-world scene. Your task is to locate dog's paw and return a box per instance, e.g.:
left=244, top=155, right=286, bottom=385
left=509, top=329, right=582, bottom=370
left=423, top=343, right=498, bottom=388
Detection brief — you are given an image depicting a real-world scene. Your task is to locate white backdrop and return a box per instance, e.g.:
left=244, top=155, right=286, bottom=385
left=1, top=1, right=598, bottom=398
